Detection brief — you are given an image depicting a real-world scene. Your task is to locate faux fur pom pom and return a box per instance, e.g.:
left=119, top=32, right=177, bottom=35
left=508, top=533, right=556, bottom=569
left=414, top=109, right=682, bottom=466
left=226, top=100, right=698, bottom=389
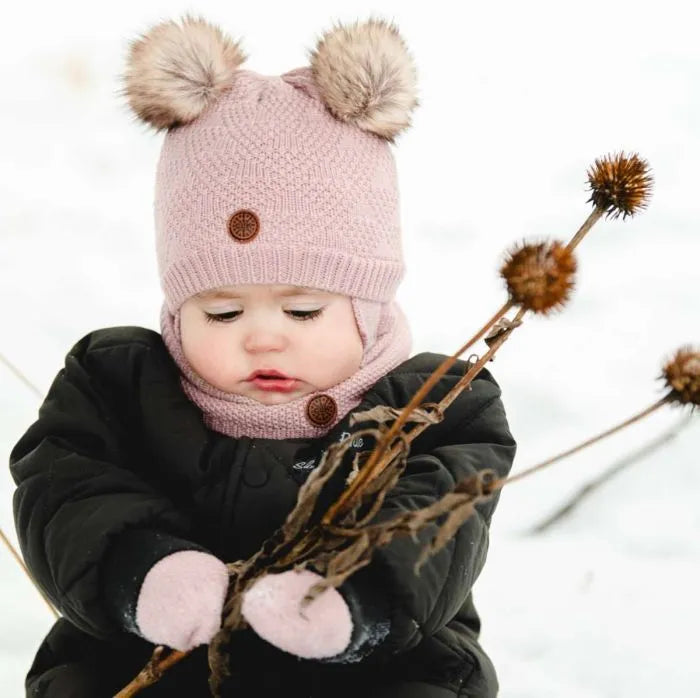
left=120, top=14, right=246, bottom=131
left=309, top=17, right=419, bottom=141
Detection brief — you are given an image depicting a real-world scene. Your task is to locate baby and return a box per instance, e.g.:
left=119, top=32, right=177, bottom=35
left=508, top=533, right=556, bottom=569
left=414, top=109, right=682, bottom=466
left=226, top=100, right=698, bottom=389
left=9, top=15, right=516, bottom=698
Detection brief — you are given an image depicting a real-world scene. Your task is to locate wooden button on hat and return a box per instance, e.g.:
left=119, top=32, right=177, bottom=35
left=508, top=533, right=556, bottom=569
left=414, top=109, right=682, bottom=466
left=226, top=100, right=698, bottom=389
left=228, top=209, right=260, bottom=242
left=306, top=394, right=338, bottom=428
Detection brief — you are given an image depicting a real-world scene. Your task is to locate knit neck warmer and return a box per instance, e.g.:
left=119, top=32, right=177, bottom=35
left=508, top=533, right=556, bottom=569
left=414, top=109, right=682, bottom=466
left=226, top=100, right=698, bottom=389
left=159, top=299, right=412, bottom=440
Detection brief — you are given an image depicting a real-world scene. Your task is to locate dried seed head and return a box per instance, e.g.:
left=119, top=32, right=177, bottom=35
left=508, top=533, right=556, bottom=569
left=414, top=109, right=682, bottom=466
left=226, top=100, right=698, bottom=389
left=660, top=346, right=700, bottom=407
left=500, top=240, right=577, bottom=314
left=586, top=151, right=653, bottom=219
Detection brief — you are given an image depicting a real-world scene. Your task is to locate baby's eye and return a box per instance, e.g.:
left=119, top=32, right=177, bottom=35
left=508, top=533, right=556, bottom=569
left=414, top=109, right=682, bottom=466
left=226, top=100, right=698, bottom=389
left=285, top=308, right=324, bottom=321
left=204, top=310, right=242, bottom=323
left=203, top=308, right=324, bottom=323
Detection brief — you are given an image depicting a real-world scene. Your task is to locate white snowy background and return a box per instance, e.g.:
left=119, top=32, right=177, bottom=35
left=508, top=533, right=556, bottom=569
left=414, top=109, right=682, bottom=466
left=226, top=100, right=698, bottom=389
left=1, top=1, right=698, bottom=696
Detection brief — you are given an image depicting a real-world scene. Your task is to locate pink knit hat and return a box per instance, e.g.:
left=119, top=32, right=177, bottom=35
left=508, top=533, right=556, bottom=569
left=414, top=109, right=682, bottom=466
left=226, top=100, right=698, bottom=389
left=120, top=15, right=419, bottom=438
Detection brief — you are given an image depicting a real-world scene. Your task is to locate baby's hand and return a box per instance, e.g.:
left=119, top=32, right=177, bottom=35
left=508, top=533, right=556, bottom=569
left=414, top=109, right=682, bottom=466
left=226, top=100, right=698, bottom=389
left=135, top=551, right=229, bottom=651
left=241, top=568, right=353, bottom=659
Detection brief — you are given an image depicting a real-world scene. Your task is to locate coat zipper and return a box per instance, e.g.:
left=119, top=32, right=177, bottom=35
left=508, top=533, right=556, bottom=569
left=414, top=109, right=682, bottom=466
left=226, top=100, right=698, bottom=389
left=219, top=436, right=250, bottom=553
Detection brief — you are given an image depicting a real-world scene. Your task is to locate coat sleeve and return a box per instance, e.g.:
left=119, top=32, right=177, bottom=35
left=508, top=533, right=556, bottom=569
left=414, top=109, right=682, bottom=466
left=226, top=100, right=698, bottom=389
left=9, top=329, right=211, bottom=640
left=344, top=367, right=517, bottom=660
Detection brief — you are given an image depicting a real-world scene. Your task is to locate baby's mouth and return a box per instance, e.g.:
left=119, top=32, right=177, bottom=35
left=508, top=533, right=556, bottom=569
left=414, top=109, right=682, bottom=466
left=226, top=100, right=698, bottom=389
left=249, top=373, right=299, bottom=393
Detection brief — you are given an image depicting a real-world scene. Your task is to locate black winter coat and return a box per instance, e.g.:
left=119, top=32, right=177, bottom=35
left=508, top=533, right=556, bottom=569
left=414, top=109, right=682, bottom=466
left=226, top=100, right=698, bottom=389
left=10, top=326, right=516, bottom=698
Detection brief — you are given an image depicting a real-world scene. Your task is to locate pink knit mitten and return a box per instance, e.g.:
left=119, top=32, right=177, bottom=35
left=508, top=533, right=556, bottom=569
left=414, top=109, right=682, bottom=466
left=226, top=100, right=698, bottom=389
left=135, top=550, right=229, bottom=651
left=241, top=568, right=353, bottom=659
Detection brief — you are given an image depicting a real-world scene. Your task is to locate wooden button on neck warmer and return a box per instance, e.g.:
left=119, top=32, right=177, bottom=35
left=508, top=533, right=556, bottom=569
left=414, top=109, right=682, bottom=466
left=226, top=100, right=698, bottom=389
left=305, top=394, right=338, bottom=428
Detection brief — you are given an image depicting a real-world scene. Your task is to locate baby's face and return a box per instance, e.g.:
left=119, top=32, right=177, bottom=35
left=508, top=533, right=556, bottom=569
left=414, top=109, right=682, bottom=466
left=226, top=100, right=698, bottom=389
left=179, top=284, right=364, bottom=405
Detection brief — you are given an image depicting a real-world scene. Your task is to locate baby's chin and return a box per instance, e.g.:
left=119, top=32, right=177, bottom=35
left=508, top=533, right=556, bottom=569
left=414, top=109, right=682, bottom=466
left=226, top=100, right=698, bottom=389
left=235, top=384, right=314, bottom=406
left=246, top=391, right=306, bottom=406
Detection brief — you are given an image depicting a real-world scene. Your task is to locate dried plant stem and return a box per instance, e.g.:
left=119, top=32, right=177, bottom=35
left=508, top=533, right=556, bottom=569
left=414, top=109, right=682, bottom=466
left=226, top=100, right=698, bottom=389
left=502, top=395, right=672, bottom=488
left=115, top=388, right=677, bottom=698
left=0, top=351, right=43, bottom=399
left=356, top=307, right=529, bottom=497
left=322, top=299, right=514, bottom=524
left=114, top=154, right=659, bottom=696
left=528, top=413, right=694, bottom=534
left=0, top=527, right=58, bottom=619
left=113, top=647, right=188, bottom=698
left=326, top=202, right=614, bottom=526
left=435, top=306, right=528, bottom=415
left=566, top=208, right=604, bottom=251
left=413, top=396, right=683, bottom=542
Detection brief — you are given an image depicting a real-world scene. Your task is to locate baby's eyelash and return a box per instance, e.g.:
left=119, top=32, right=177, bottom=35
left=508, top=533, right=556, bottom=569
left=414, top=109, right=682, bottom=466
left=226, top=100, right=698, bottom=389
left=286, top=308, right=323, bottom=321
left=204, top=308, right=324, bottom=323
left=205, top=310, right=241, bottom=323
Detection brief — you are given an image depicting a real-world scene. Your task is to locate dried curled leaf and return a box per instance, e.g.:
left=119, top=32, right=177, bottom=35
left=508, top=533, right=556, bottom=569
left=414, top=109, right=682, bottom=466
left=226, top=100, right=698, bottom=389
left=299, top=532, right=373, bottom=611
left=484, top=317, right=524, bottom=348
left=279, top=426, right=385, bottom=542
left=412, top=496, right=477, bottom=573
left=350, top=403, right=444, bottom=426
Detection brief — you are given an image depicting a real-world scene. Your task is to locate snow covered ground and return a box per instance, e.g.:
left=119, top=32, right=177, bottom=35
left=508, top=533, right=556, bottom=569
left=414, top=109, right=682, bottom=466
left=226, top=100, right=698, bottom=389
left=1, top=1, right=698, bottom=695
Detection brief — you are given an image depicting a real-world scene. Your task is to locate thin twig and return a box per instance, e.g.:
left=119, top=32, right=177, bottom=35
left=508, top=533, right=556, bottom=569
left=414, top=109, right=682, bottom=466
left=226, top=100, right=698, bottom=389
left=326, top=198, right=612, bottom=525
left=323, top=299, right=514, bottom=524
left=113, top=647, right=188, bottom=698
left=503, top=396, right=671, bottom=487
left=342, top=306, right=528, bottom=512
left=566, top=208, right=604, bottom=251
left=113, top=154, right=659, bottom=695
left=0, top=351, right=43, bottom=399
left=115, top=388, right=686, bottom=696
left=0, top=528, right=58, bottom=619
left=527, top=413, right=695, bottom=534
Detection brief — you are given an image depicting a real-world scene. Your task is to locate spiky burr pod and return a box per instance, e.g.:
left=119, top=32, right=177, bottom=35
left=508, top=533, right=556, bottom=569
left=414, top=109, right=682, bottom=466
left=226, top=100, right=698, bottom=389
left=500, top=240, right=577, bottom=314
left=587, top=151, right=653, bottom=220
left=567, top=151, right=653, bottom=251
left=661, top=346, right=700, bottom=407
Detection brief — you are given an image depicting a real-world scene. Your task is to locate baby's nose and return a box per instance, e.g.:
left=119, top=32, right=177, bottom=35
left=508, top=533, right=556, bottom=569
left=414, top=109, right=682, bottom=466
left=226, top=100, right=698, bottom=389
left=243, top=327, right=288, bottom=353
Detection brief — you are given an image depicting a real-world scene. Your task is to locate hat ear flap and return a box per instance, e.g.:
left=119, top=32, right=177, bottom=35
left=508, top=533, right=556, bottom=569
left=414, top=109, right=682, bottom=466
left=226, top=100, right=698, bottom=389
left=308, top=17, right=419, bottom=142
left=120, top=13, right=246, bottom=131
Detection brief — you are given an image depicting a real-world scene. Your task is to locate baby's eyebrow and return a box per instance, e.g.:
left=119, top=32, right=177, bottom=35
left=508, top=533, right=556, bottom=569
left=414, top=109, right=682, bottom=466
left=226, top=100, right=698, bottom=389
left=197, top=286, right=327, bottom=300
left=277, top=287, right=325, bottom=297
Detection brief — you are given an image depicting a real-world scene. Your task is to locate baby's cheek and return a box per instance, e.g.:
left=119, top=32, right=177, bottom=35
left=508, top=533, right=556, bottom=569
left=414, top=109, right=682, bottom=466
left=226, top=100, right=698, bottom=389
left=302, top=328, right=362, bottom=387
left=187, top=338, right=240, bottom=390
left=191, top=351, right=219, bottom=382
